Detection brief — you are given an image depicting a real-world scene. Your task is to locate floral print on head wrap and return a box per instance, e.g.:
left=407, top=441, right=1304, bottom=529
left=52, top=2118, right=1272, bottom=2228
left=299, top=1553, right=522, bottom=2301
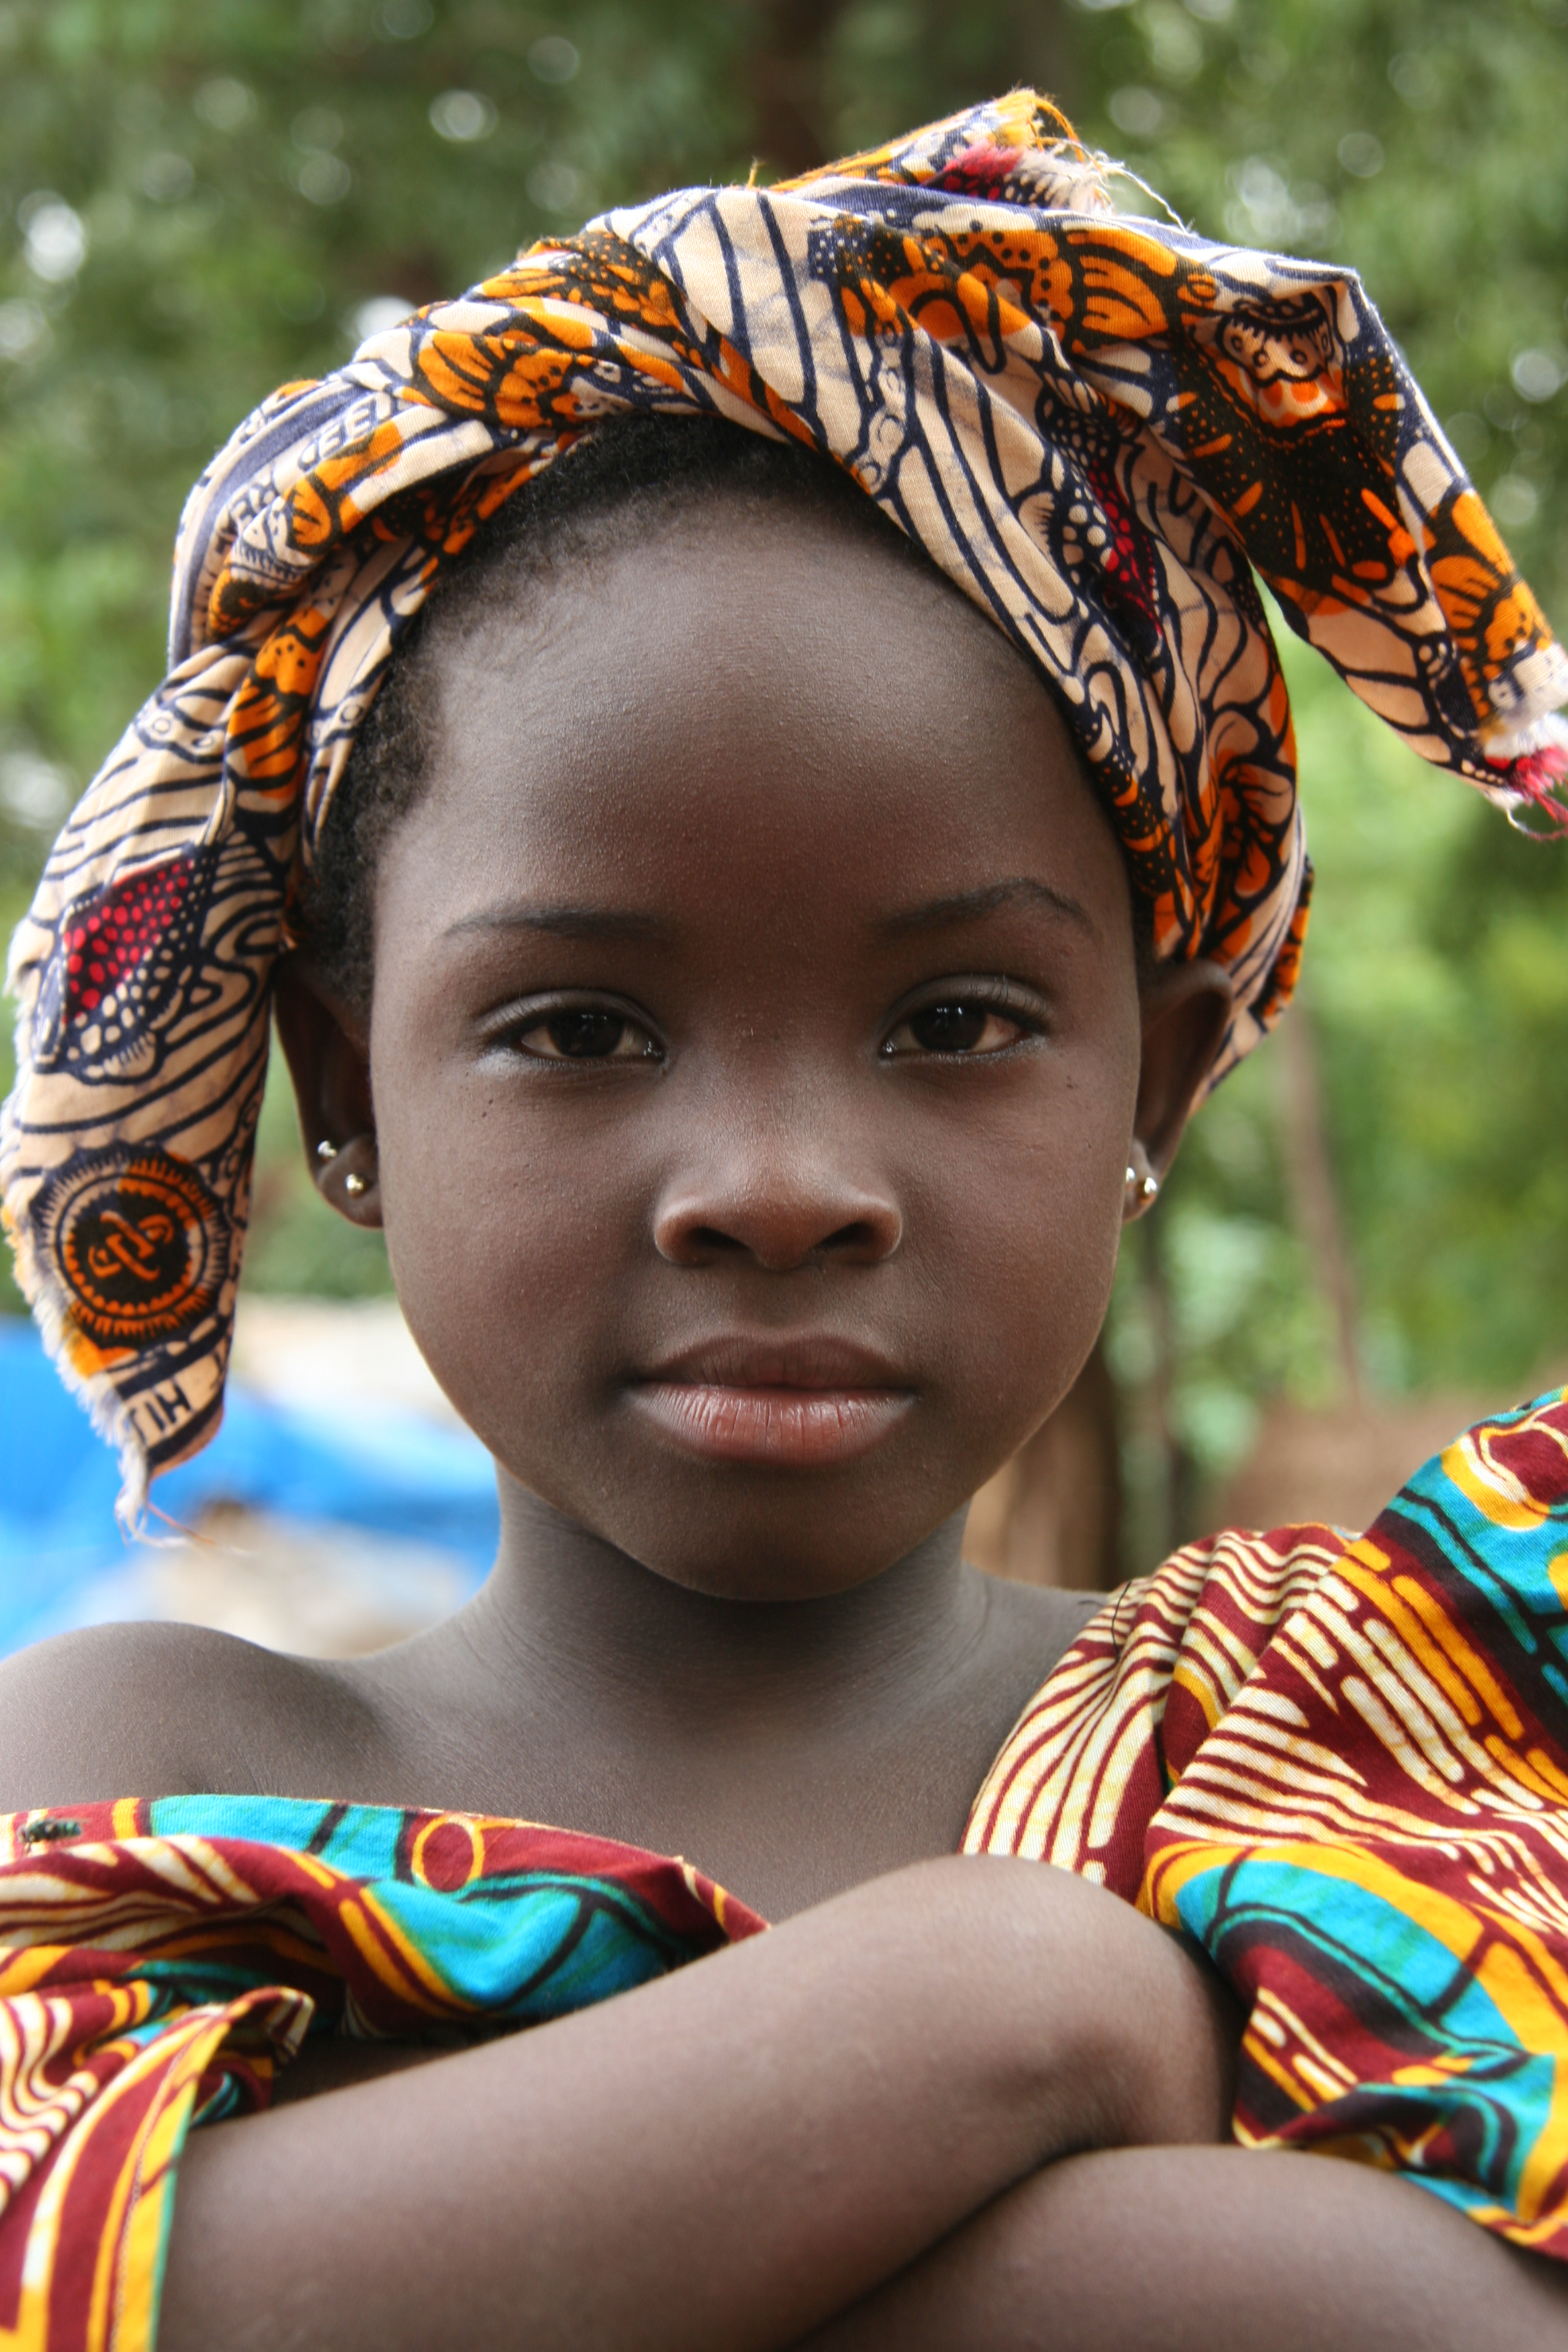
left=5, top=92, right=1567, bottom=1520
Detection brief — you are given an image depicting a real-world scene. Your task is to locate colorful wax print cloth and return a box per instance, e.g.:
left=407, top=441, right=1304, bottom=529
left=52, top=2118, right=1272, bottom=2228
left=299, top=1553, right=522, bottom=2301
left=0, top=1799, right=762, bottom=2352
left=968, top=1382, right=1568, bottom=2257
left=5, top=94, right=1568, bottom=1521
left=2, top=1399, right=1568, bottom=2349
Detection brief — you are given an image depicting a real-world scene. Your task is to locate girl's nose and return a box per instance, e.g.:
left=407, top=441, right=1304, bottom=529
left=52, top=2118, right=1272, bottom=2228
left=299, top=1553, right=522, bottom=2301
left=653, top=1155, right=903, bottom=1271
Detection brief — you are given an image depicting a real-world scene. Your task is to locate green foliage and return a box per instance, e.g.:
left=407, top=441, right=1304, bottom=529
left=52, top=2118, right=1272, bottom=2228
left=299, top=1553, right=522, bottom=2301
left=3, top=0, right=1567, bottom=1547
left=1111, top=611, right=1568, bottom=1544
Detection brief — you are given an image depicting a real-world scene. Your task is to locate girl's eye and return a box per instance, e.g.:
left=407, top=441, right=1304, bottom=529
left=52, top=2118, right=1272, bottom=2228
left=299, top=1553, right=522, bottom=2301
left=514, top=1009, right=658, bottom=1062
left=884, top=1000, right=1034, bottom=1057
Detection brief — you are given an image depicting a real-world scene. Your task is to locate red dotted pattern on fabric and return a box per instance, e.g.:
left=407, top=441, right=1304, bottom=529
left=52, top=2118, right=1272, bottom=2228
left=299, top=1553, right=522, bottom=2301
left=1083, top=454, right=1161, bottom=638
left=62, top=862, right=194, bottom=1024
left=932, top=142, right=1027, bottom=197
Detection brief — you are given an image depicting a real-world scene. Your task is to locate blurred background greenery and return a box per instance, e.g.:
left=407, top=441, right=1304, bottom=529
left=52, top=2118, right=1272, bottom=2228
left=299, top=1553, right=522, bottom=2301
left=3, top=0, right=1567, bottom=1571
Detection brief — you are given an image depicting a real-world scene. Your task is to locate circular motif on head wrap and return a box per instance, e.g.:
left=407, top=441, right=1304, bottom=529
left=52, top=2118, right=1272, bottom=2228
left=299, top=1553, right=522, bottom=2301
left=44, top=1147, right=228, bottom=1347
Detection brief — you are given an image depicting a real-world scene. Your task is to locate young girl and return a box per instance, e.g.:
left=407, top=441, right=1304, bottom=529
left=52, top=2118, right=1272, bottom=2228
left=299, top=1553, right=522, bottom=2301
left=2, top=93, right=1567, bottom=2351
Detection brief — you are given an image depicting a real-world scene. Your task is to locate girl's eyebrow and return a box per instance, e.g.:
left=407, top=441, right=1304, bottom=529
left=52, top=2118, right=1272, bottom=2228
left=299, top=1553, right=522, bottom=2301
left=880, top=878, right=1094, bottom=937
left=442, top=902, right=674, bottom=942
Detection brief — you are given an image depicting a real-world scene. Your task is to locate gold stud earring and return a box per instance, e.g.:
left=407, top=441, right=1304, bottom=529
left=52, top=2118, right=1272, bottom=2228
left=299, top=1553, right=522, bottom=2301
left=1126, top=1163, right=1160, bottom=1208
left=344, top=1171, right=367, bottom=1198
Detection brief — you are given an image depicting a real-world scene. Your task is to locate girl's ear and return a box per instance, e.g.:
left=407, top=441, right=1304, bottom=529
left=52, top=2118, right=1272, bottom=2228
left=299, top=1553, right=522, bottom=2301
left=1124, top=959, right=1234, bottom=1220
left=271, top=953, right=383, bottom=1229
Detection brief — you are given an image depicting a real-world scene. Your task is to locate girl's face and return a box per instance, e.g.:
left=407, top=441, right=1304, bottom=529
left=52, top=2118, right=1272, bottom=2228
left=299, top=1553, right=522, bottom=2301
left=344, top=497, right=1204, bottom=1601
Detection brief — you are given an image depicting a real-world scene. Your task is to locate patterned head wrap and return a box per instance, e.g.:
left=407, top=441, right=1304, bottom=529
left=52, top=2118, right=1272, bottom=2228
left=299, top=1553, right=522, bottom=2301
left=5, top=92, right=1567, bottom=1519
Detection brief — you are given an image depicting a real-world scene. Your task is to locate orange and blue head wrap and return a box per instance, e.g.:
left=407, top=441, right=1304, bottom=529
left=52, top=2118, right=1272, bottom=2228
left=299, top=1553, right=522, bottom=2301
left=4, top=92, right=1565, bottom=1518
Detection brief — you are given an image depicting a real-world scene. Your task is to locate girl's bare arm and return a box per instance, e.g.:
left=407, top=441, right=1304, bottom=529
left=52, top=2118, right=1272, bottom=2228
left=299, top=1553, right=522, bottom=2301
left=158, top=1856, right=1234, bottom=2352
left=797, top=2144, right=1568, bottom=2351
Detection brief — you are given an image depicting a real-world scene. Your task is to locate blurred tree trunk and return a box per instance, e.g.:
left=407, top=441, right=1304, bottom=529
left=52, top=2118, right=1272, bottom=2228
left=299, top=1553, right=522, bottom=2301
left=746, top=0, right=852, bottom=177
left=1275, top=999, right=1361, bottom=1402
left=1002, top=0, right=1079, bottom=118
left=1138, top=1200, right=1197, bottom=1559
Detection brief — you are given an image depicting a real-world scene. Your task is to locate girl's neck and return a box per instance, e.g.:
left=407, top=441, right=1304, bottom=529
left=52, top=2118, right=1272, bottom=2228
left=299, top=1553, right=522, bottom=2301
left=346, top=1479, right=1094, bottom=1918
left=446, top=1480, right=987, bottom=1748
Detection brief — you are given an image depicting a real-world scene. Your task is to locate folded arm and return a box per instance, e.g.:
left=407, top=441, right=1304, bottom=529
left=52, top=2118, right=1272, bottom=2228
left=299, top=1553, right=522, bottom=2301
left=160, top=1850, right=1565, bottom=2352
left=796, top=2145, right=1568, bottom=2352
left=159, top=1856, right=1233, bottom=2352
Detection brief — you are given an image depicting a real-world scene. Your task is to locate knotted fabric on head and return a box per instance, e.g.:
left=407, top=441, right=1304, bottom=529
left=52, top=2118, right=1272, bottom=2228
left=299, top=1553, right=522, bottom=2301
left=5, top=91, right=1567, bottom=1520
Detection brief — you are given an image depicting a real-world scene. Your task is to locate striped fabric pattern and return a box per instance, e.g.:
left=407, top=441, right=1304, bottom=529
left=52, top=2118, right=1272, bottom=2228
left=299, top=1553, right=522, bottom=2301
left=964, top=1521, right=1343, bottom=1881
left=0, top=1802, right=761, bottom=2351
left=966, top=1386, right=1568, bottom=2254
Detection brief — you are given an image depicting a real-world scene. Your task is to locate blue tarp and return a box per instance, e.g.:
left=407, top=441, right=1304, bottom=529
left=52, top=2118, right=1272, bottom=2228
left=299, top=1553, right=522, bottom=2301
left=0, top=1318, right=499, bottom=1657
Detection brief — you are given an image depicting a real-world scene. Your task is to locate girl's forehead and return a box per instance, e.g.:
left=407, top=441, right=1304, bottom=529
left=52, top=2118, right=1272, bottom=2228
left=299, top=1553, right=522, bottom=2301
left=419, top=497, right=1116, bottom=887
left=381, top=536, right=1134, bottom=988
left=438, top=497, right=954, bottom=709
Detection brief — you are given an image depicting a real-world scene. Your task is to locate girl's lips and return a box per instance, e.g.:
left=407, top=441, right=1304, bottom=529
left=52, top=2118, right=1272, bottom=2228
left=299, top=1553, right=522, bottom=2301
left=630, top=1381, right=914, bottom=1467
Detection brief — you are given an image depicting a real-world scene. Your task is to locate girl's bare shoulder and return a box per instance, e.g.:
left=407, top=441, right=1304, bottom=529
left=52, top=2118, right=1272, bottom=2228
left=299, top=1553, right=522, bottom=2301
left=0, top=1618, right=379, bottom=1816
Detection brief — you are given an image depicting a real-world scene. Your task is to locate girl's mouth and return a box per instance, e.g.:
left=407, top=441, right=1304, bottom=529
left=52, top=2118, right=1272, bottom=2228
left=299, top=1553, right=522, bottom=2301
left=630, top=1336, right=914, bottom=1467
left=632, top=1383, right=913, bottom=1467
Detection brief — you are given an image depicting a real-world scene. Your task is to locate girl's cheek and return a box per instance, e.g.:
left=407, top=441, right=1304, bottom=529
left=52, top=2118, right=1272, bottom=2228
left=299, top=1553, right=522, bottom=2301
left=381, top=1098, right=642, bottom=1392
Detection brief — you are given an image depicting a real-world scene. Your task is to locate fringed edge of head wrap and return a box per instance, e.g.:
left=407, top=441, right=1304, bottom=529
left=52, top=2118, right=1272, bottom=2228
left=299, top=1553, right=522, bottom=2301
left=1, top=978, right=148, bottom=1533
